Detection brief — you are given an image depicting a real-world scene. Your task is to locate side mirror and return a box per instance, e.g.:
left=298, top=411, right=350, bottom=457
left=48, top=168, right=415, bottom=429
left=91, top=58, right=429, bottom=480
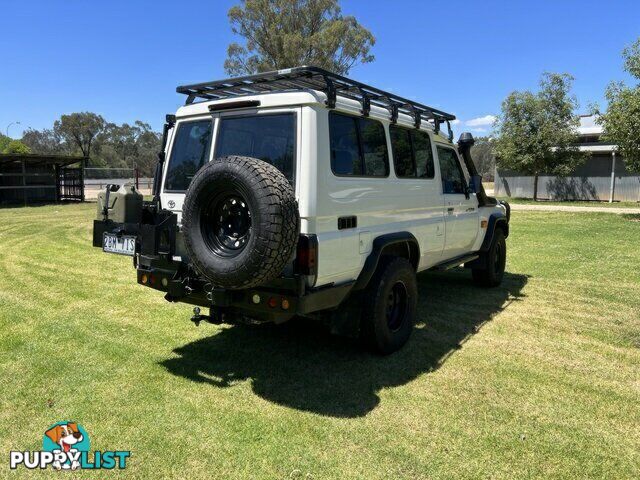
left=469, top=175, right=482, bottom=194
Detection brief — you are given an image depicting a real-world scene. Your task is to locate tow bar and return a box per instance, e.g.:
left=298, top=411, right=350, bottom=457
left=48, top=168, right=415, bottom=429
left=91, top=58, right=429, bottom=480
left=190, top=307, right=223, bottom=326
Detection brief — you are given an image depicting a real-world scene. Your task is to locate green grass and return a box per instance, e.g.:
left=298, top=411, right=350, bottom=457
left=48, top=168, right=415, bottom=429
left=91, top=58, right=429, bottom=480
left=1, top=204, right=639, bottom=479
left=498, top=196, right=640, bottom=208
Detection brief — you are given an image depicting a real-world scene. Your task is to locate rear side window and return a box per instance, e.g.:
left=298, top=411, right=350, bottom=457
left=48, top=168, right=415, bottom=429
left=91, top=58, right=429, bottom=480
left=389, top=125, right=435, bottom=179
left=437, top=146, right=466, bottom=194
left=413, top=130, right=435, bottom=178
left=164, top=120, right=212, bottom=192
left=329, top=112, right=389, bottom=177
left=389, top=127, right=413, bottom=177
left=215, top=113, right=296, bottom=183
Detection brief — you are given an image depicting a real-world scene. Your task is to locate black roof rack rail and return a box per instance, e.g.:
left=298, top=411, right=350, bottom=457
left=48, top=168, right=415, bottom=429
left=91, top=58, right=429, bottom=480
left=176, top=66, right=456, bottom=127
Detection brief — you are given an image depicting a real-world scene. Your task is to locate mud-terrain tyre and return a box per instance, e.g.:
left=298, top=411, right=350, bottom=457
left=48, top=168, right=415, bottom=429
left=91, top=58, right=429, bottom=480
left=360, top=257, right=418, bottom=355
left=472, top=228, right=506, bottom=287
left=182, top=155, right=299, bottom=289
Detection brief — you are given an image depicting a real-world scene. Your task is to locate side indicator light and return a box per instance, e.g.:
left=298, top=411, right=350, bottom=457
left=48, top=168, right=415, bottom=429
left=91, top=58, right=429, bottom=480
left=281, top=299, right=290, bottom=310
left=481, top=220, right=488, bottom=229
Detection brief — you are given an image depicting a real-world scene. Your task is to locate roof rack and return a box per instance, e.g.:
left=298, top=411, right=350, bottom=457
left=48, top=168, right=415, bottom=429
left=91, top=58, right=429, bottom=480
left=176, top=66, right=456, bottom=132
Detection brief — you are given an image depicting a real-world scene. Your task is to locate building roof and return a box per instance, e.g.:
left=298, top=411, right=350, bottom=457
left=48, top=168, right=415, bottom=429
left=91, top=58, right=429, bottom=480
left=577, top=114, right=603, bottom=136
left=0, top=153, right=87, bottom=167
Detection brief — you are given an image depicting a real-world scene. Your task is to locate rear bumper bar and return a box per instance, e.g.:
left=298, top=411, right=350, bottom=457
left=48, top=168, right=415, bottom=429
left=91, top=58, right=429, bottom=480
left=136, top=259, right=354, bottom=322
left=94, top=205, right=354, bottom=322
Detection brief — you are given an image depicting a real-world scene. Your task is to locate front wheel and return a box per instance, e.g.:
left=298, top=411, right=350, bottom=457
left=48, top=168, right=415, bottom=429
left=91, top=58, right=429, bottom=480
left=361, top=257, right=418, bottom=355
left=472, top=229, right=506, bottom=287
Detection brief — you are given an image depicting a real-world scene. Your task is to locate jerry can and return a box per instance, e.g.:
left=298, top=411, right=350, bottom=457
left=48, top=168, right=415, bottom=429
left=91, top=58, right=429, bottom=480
left=96, top=184, right=143, bottom=224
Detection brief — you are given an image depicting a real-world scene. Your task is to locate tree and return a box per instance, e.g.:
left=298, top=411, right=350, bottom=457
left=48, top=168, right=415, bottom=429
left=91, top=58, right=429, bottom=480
left=102, top=121, right=161, bottom=174
left=21, top=128, right=67, bottom=155
left=21, top=113, right=161, bottom=176
left=105, top=122, right=141, bottom=168
left=494, top=73, right=584, bottom=201
left=596, top=38, right=640, bottom=173
left=0, top=134, right=10, bottom=153
left=0, top=133, right=31, bottom=154
left=224, top=0, right=375, bottom=76
left=53, top=112, right=106, bottom=158
left=134, top=124, right=162, bottom=176
left=5, top=140, right=31, bottom=154
left=470, top=136, right=496, bottom=181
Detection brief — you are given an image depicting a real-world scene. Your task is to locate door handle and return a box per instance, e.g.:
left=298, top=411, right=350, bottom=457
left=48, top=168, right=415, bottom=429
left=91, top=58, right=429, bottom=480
left=447, top=207, right=455, bottom=214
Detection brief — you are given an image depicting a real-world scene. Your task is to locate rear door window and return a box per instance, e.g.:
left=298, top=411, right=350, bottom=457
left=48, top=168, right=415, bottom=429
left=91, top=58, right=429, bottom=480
left=215, top=113, right=296, bottom=183
left=164, top=120, right=212, bottom=192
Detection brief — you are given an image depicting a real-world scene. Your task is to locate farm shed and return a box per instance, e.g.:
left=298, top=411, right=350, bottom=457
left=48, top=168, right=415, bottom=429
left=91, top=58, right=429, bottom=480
left=495, top=115, right=640, bottom=202
left=0, top=153, right=86, bottom=206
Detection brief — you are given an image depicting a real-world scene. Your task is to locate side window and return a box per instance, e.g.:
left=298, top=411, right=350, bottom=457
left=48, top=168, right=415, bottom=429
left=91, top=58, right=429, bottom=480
left=329, top=113, right=361, bottom=175
left=389, top=126, right=414, bottom=177
left=359, top=118, right=389, bottom=176
left=437, top=146, right=466, bottom=194
left=329, top=112, right=389, bottom=177
left=389, top=126, right=434, bottom=179
left=164, top=120, right=212, bottom=192
left=412, top=130, right=435, bottom=179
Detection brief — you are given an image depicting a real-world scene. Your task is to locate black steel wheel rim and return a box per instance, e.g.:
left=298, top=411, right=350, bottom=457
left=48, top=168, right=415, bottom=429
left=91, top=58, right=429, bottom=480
left=202, top=193, right=252, bottom=257
left=386, top=281, right=409, bottom=332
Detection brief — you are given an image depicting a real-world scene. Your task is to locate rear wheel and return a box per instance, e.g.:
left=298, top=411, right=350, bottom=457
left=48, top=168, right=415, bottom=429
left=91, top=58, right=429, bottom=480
left=472, top=228, right=506, bottom=287
left=361, top=257, right=418, bottom=355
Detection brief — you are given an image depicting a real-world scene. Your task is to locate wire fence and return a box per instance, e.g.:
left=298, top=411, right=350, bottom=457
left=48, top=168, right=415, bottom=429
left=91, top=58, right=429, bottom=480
left=84, top=168, right=153, bottom=199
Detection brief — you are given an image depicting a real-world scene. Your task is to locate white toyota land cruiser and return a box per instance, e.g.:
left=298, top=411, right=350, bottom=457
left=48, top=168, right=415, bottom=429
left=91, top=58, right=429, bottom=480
left=93, top=66, right=510, bottom=354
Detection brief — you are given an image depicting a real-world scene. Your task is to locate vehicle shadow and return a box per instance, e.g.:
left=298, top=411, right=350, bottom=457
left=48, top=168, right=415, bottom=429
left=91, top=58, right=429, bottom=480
left=160, top=270, right=528, bottom=418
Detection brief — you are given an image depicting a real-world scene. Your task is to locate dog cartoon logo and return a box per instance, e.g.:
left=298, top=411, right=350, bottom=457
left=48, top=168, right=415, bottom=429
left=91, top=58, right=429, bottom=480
left=10, top=421, right=129, bottom=470
left=43, top=422, right=89, bottom=470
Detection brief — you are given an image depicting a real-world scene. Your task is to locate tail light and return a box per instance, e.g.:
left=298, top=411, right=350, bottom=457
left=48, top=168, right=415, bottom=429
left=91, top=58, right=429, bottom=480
left=295, top=234, right=318, bottom=276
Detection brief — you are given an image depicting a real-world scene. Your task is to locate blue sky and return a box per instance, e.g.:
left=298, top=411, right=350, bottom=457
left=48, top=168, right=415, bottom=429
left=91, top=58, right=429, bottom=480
left=1, top=0, right=638, bottom=138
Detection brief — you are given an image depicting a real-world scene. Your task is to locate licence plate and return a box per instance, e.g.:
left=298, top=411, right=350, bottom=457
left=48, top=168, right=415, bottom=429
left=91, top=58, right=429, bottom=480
left=103, top=233, right=136, bottom=256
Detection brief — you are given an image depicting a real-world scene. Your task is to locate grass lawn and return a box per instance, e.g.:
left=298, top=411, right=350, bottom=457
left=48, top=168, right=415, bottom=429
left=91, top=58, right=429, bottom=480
left=1, top=203, right=639, bottom=479
left=498, top=196, right=640, bottom=208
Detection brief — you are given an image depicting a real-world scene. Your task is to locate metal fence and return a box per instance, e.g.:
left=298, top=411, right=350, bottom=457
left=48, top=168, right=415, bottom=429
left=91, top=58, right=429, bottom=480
left=84, top=168, right=153, bottom=199
left=495, top=154, right=640, bottom=202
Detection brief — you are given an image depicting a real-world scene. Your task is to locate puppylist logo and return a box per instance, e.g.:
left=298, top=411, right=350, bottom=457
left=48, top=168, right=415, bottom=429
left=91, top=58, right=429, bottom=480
left=10, top=421, right=130, bottom=471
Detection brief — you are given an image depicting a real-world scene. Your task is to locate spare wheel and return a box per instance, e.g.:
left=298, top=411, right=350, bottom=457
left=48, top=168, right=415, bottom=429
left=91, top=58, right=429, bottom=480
left=181, top=155, right=300, bottom=289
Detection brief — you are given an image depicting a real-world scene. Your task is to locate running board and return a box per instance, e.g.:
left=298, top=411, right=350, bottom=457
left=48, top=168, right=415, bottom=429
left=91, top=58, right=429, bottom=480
left=431, top=253, right=479, bottom=271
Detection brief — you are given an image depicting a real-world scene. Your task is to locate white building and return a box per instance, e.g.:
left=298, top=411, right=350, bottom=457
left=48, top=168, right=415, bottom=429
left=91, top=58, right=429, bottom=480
left=495, top=115, right=639, bottom=202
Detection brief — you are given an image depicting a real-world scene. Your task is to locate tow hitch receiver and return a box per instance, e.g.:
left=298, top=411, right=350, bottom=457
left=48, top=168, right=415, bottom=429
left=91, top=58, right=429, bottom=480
left=190, top=307, right=223, bottom=326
